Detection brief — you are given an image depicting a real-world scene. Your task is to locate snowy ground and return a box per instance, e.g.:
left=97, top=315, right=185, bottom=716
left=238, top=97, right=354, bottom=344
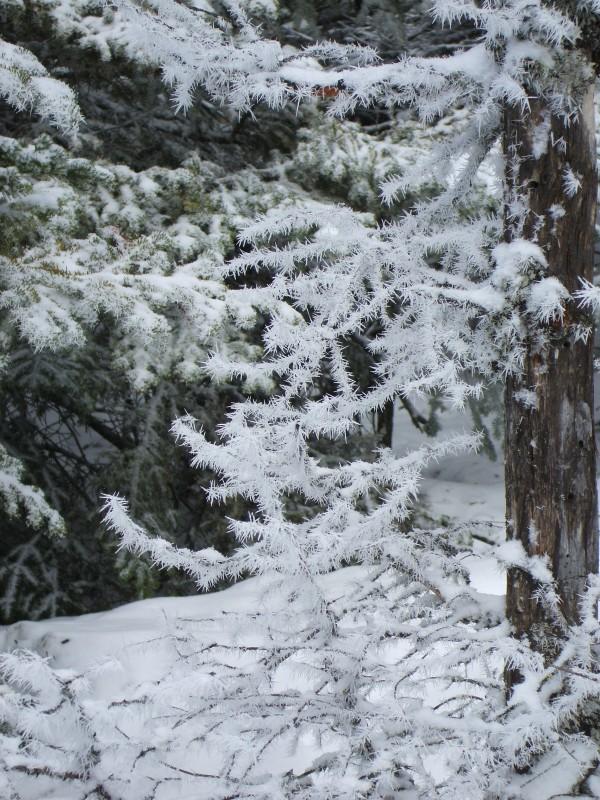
left=2, top=402, right=598, bottom=798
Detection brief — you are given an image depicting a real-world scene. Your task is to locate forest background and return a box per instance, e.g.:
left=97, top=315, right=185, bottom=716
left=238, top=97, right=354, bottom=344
left=0, top=0, right=485, bottom=623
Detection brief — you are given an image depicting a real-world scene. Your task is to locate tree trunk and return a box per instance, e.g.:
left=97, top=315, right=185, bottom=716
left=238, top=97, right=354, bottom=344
left=503, top=70, right=599, bottom=691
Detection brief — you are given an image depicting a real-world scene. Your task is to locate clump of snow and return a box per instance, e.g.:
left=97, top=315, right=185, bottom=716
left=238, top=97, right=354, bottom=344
left=515, top=388, right=538, bottom=409
left=0, top=39, right=81, bottom=133
left=526, top=276, right=569, bottom=324
left=531, top=112, right=551, bottom=159
left=492, top=239, right=547, bottom=292
left=563, top=165, right=582, bottom=197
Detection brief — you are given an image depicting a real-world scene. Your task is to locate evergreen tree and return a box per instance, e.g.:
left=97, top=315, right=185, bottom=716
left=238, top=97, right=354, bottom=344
left=0, top=0, right=454, bottom=619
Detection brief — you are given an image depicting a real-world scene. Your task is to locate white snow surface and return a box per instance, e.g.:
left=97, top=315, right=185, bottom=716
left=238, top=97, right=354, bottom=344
left=3, top=410, right=600, bottom=798
left=0, top=567, right=369, bottom=675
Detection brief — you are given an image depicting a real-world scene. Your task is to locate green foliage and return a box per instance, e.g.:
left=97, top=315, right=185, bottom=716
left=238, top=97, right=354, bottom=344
left=0, top=132, right=291, bottom=619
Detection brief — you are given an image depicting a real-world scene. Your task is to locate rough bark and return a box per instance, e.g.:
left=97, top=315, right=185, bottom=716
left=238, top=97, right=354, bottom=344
left=503, top=71, right=599, bottom=689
